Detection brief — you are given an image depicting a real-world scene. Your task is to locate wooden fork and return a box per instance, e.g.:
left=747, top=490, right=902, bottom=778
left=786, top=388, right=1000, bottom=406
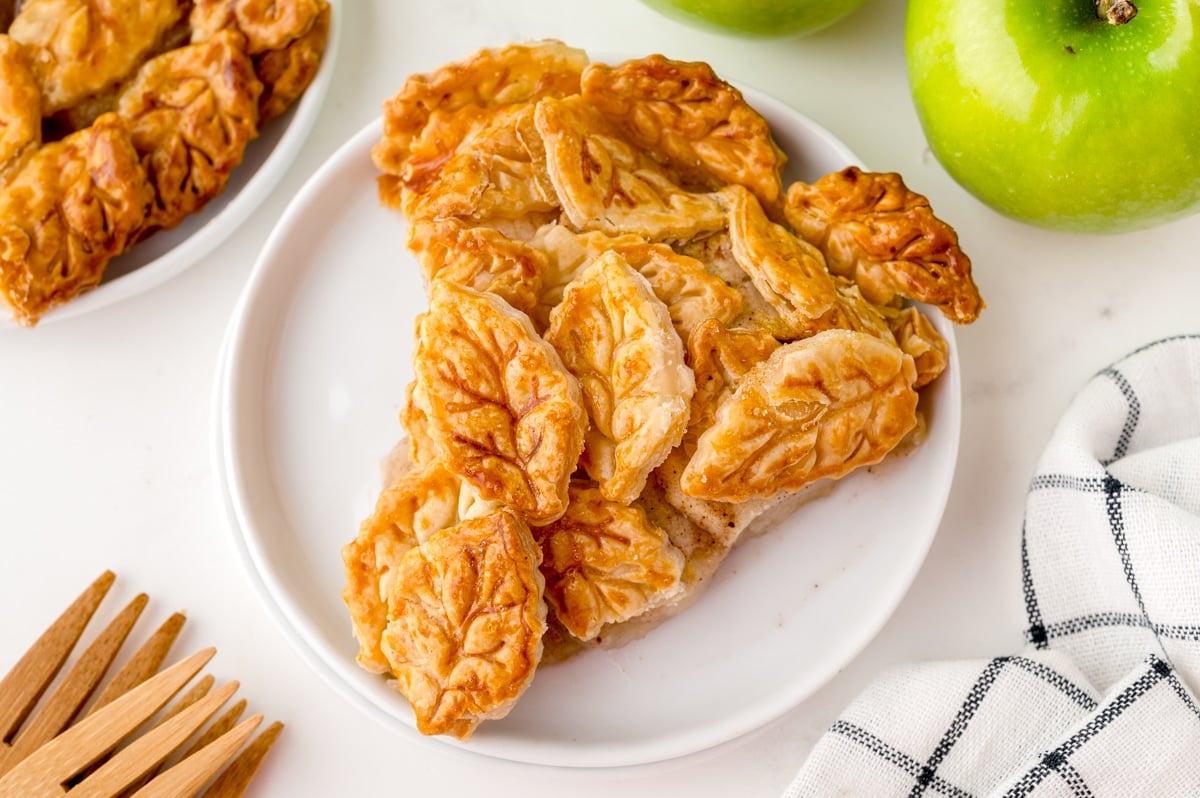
left=0, top=572, right=283, bottom=798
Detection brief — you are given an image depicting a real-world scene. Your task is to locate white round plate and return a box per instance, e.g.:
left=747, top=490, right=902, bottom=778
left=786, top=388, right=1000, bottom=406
left=215, top=88, right=962, bottom=768
left=5, top=0, right=341, bottom=328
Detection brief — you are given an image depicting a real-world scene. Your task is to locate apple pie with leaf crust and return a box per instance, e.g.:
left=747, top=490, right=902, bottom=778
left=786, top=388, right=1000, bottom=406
left=345, top=42, right=985, bottom=739
left=0, top=0, right=330, bottom=325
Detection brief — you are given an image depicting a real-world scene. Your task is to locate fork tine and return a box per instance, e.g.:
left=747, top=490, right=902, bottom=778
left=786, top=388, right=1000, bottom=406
left=88, top=613, right=187, bottom=716
left=198, top=721, right=283, bottom=798
left=0, top=593, right=148, bottom=777
left=126, top=716, right=263, bottom=798
left=113, top=681, right=227, bottom=797
left=0, top=571, right=116, bottom=743
left=177, top=700, right=246, bottom=763
left=0, top=648, right=215, bottom=796
left=67, top=680, right=239, bottom=798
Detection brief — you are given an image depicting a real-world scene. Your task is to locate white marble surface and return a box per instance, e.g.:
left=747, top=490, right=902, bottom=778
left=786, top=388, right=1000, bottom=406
left=2, top=1, right=1199, bottom=795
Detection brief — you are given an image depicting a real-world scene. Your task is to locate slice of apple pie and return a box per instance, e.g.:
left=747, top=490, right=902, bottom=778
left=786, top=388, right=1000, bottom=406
left=346, top=42, right=985, bottom=739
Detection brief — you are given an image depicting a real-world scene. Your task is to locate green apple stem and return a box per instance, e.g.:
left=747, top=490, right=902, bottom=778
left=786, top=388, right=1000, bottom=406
left=1094, top=0, right=1137, bottom=23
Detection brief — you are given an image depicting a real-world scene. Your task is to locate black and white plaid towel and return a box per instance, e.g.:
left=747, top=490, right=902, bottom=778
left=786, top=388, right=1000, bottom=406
left=785, top=335, right=1200, bottom=797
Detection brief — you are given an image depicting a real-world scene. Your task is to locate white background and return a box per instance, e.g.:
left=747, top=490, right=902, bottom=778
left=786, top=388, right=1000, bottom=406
left=2, top=1, right=1199, bottom=795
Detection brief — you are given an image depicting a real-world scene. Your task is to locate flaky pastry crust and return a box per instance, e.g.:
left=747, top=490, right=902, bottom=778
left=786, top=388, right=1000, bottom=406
left=116, top=31, right=262, bottom=234
left=681, top=329, right=919, bottom=502
left=342, top=459, right=499, bottom=673
left=414, top=280, right=586, bottom=525
left=0, top=113, right=152, bottom=325
left=581, top=54, right=787, bottom=218
left=724, top=184, right=840, bottom=340
left=407, top=217, right=547, bottom=316
left=546, top=251, right=694, bottom=505
left=401, top=102, right=559, bottom=232
left=885, top=305, right=949, bottom=389
left=380, top=509, right=546, bottom=739
left=537, top=482, right=685, bottom=641
left=535, top=95, right=726, bottom=241
left=372, top=40, right=587, bottom=209
left=251, top=0, right=330, bottom=121
left=0, top=36, right=40, bottom=181
left=784, top=166, right=983, bottom=324
left=10, top=0, right=186, bottom=114
left=531, top=224, right=742, bottom=339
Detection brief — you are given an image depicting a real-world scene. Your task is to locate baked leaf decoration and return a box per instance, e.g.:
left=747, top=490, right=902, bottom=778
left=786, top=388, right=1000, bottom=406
left=531, top=225, right=742, bottom=338
left=407, top=217, right=547, bottom=316
left=0, top=35, right=40, bottom=181
left=535, top=95, right=726, bottom=241
left=402, top=102, right=559, bottom=233
left=116, top=30, right=262, bottom=233
left=581, top=53, right=788, bottom=218
left=372, top=39, right=588, bottom=209
left=413, top=279, right=586, bottom=525
left=546, top=251, right=694, bottom=505
left=784, top=166, right=984, bottom=324
left=380, top=509, right=546, bottom=739
left=190, top=0, right=324, bottom=53
left=537, top=483, right=685, bottom=641
left=723, top=184, right=840, bottom=340
left=886, top=305, right=949, bottom=389
left=250, top=0, right=330, bottom=121
left=0, top=113, right=152, bottom=325
left=342, top=460, right=498, bottom=674
left=681, top=329, right=919, bottom=502
left=685, top=318, right=781, bottom=441
left=10, top=0, right=186, bottom=114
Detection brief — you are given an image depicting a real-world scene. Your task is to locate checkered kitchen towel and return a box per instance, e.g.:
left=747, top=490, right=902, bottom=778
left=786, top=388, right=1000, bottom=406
left=785, top=335, right=1200, bottom=797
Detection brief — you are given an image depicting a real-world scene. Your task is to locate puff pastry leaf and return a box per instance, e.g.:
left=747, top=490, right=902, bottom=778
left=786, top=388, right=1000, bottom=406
left=535, top=95, right=726, bottom=242
left=116, top=30, right=262, bottom=233
left=372, top=40, right=587, bottom=209
left=414, top=279, right=586, bottom=524
left=381, top=509, right=546, bottom=739
left=582, top=54, right=787, bottom=218
left=546, top=251, right=694, bottom=505
left=784, top=166, right=983, bottom=324
left=0, top=113, right=152, bottom=325
left=537, top=483, right=685, bottom=641
left=681, top=329, right=919, bottom=502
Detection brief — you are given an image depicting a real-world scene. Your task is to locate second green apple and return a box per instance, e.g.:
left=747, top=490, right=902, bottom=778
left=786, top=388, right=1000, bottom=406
left=906, top=0, right=1200, bottom=234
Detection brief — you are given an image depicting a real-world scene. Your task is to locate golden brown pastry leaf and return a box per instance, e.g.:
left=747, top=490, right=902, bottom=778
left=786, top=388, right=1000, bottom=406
left=546, top=251, right=694, bottom=505
left=381, top=509, right=546, bottom=739
left=190, top=0, right=325, bottom=54
left=531, top=224, right=742, bottom=338
left=724, top=184, right=840, bottom=340
left=0, top=36, right=40, bottom=181
left=342, top=459, right=501, bottom=674
left=537, top=483, right=685, bottom=641
left=784, top=166, right=984, bottom=324
left=0, top=113, right=152, bottom=325
left=681, top=329, right=919, bottom=502
left=10, top=0, right=187, bottom=114
left=535, top=95, right=726, bottom=241
left=407, top=217, right=547, bottom=316
left=685, top=318, right=780, bottom=440
left=414, top=279, right=586, bottom=525
left=372, top=40, right=587, bottom=208
left=252, top=0, right=329, bottom=121
left=886, top=305, right=949, bottom=389
left=116, top=30, right=262, bottom=233
left=581, top=54, right=787, bottom=218
left=400, top=381, right=439, bottom=467
left=402, top=102, right=559, bottom=232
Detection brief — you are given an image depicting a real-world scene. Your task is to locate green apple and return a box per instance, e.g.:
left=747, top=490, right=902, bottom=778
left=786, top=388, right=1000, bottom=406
left=641, top=0, right=866, bottom=38
left=906, top=0, right=1200, bottom=233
